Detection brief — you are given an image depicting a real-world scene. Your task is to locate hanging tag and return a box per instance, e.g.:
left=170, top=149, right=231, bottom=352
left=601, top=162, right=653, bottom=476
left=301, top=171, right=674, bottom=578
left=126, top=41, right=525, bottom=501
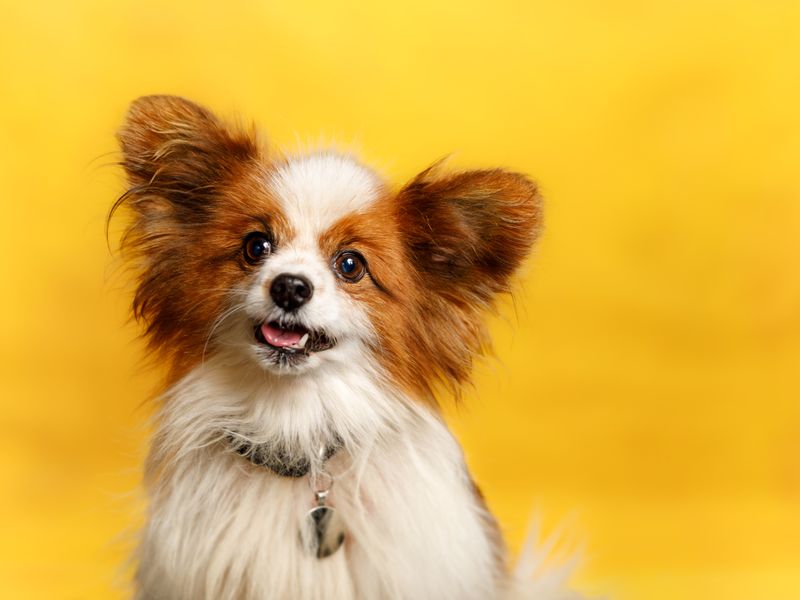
left=301, top=489, right=346, bottom=558
left=302, top=505, right=346, bottom=558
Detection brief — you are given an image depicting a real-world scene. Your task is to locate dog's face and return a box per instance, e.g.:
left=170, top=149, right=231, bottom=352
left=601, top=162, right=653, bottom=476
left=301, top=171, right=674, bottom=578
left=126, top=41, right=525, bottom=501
left=116, top=96, right=541, bottom=399
left=222, top=154, right=390, bottom=377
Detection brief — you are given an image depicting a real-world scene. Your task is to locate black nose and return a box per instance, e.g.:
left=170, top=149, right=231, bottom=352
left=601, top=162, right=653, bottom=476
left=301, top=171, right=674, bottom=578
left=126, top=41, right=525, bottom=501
left=270, top=273, right=314, bottom=311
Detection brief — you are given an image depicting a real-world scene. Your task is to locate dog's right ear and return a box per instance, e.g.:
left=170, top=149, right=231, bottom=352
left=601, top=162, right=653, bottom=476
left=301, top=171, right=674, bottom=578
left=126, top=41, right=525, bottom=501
left=116, top=95, right=259, bottom=217
left=113, top=97, right=262, bottom=372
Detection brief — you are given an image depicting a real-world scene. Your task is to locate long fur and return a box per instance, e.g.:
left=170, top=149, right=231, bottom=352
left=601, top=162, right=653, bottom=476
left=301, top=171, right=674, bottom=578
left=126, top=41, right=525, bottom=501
left=113, top=95, right=582, bottom=599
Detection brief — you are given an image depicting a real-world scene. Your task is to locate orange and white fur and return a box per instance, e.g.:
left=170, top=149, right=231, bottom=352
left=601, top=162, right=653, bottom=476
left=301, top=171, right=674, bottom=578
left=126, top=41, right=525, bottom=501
left=114, top=95, right=582, bottom=600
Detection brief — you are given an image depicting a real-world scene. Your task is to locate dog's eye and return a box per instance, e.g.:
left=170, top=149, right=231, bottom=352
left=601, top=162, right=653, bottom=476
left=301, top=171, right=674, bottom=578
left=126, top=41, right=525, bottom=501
left=333, top=251, right=366, bottom=282
left=243, top=232, right=272, bottom=264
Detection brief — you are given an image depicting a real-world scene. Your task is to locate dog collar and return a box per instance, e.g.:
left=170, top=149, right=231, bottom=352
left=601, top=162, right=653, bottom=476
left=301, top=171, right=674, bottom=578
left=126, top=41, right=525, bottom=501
left=227, top=434, right=347, bottom=558
left=228, top=435, right=340, bottom=478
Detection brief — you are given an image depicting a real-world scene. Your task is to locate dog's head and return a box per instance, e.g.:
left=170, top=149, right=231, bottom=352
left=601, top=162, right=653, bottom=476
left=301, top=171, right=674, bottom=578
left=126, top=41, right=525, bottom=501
left=115, top=95, right=541, bottom=400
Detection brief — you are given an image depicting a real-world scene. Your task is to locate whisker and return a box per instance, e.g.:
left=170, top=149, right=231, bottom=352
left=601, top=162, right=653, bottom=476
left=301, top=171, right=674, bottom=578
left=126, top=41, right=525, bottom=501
left=174, top=288, right=249, bottom=320
left=201, top=303, right=249, bottom=365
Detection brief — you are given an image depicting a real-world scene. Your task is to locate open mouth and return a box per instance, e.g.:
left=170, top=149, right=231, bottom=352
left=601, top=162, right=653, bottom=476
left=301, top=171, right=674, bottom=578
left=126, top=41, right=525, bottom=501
left=254, top=321, right=336, bottom=355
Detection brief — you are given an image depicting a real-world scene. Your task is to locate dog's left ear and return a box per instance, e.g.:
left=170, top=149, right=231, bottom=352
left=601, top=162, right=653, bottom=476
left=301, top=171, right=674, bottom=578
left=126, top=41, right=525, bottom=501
left=395, top=165, right=542, bottom=306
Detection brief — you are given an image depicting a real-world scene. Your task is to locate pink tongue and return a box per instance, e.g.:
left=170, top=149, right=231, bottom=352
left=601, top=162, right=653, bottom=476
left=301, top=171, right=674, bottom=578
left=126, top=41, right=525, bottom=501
left=261, top=322, right=304, bottom=348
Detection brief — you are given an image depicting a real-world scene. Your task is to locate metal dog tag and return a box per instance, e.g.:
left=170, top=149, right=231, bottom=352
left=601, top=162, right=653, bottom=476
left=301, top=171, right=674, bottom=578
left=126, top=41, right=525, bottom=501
left=301, top=504, right=346, bottom=558
left=301, top=451, right=345, bottom=558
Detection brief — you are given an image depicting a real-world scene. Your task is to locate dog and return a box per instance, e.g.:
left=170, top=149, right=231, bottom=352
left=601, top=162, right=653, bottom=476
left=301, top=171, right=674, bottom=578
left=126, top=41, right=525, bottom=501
left=113, top=95, right=581, bottom=599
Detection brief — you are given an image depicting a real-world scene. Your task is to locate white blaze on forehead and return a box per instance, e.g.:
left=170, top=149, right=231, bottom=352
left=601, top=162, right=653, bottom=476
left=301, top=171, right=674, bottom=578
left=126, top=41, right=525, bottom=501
left=267, top=153, right=383, bottom=236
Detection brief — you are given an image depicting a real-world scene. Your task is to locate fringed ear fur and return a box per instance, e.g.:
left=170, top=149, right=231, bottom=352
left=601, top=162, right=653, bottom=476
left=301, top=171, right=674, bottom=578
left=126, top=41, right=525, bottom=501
left=387, top=164, right=542, bottom=395
left=112, top=96, right=262, bottom=379
left=395, top=164, right=542, bottom=308
left=115, top=94, right=259, bottom=221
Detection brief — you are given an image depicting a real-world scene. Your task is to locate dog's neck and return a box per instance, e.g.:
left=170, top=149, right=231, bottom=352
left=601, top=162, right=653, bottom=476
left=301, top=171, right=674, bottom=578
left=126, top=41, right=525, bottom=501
left=154, top=352, right=429, bottom=476
left=227, top=433, right=342, bottom=477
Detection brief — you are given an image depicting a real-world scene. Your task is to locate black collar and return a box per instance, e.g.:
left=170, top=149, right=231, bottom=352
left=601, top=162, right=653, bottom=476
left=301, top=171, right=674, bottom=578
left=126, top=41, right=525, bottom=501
left=228, top=435, right=340, bottom=478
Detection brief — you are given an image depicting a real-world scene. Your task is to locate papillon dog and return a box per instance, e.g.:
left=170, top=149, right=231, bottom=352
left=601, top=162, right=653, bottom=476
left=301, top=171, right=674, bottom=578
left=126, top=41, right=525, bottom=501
left=113, top=95, right=582, bottom=599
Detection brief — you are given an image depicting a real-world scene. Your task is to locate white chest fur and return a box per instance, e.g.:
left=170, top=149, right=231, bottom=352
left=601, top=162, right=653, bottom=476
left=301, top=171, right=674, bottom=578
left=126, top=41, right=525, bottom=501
left=135, top=358, right=503, bottom=600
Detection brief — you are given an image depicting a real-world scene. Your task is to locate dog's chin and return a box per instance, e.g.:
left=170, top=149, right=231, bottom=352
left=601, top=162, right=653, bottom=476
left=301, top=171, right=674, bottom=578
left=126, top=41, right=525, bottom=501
left=251, top=320, right=337, bottom=374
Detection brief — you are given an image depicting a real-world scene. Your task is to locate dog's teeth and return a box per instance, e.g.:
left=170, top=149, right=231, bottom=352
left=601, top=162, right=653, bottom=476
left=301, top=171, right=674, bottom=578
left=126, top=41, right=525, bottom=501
left=298, top=333, right=309, bottom=348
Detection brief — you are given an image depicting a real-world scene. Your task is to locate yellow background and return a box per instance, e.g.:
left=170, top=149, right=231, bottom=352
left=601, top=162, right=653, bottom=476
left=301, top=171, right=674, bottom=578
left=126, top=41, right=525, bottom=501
left=1, top=1, right=799, bottom=598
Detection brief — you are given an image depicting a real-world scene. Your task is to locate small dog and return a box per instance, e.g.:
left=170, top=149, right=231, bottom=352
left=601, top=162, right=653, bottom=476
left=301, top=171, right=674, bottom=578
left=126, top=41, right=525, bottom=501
left=114, top=95, right=581, bottom=599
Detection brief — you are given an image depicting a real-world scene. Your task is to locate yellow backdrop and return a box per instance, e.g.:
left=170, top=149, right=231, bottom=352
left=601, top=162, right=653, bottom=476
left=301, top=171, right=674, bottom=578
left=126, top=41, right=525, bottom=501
left=1, top=1, right=798, bottom=598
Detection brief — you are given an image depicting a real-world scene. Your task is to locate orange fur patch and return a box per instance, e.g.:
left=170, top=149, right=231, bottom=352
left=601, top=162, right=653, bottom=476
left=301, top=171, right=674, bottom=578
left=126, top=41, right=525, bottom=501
left=114, top=96, right=290, bottom=382
left=319, top=166, right=542, bottom=402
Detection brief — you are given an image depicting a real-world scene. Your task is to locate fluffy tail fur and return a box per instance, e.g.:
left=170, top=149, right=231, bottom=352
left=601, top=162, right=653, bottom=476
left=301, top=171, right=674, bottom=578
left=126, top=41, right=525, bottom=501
left=504, top=519, right=587, bottom=600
